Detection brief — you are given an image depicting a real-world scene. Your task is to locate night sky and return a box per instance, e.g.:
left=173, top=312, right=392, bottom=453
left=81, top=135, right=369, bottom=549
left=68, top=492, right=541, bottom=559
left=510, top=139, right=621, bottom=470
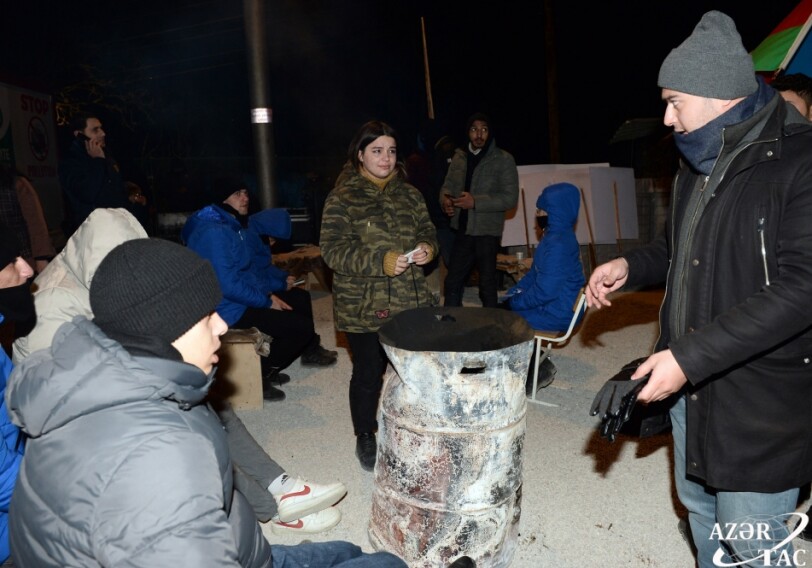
left=1, top=0, right=803, bottom=174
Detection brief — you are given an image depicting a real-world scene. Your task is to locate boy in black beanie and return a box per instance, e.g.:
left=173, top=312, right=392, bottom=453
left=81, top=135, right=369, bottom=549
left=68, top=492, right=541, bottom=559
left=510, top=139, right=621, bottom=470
left=6, top=238, right=406, bottom=568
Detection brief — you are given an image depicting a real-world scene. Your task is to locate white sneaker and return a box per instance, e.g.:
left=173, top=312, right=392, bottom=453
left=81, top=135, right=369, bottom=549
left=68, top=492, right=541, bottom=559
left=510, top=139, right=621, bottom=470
left=272, top=477, right=347, bottom=523
left=270, top=507, right=342, bottom=535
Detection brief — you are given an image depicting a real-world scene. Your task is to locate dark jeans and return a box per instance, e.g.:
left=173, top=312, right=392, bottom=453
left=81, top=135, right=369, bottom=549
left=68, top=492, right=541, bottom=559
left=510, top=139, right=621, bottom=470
left=346, top=332, right=388, bottom=435
left=443, top=233, right=500, bottom=307
left=234, top=287, right=316, bottom=372
left=271, top=541, right=407, bottom=567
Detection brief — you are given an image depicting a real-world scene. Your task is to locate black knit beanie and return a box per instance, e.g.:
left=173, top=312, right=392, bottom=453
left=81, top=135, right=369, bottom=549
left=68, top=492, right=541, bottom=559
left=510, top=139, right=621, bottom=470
left=212, top=175, right=247, bottom=204
left=90, top=238, right=222, bottom=343
left=658, top=11, right=757, bottom=99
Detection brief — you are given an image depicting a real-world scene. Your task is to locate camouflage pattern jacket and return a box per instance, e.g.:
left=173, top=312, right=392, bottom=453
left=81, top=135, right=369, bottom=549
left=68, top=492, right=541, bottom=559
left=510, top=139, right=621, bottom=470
left=321, top=164, right=438, bottom=333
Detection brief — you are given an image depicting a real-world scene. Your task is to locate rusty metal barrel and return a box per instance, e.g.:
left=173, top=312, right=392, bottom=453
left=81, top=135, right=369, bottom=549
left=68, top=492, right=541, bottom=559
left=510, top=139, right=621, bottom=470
left=370, top=307, right=534, bottom=568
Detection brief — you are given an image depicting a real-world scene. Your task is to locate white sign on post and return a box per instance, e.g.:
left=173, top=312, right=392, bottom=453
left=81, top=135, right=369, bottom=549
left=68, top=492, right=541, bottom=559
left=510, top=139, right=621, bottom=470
left=502, top=164, right=637, bottom=247
left=0, top=82, right=60, bottom=229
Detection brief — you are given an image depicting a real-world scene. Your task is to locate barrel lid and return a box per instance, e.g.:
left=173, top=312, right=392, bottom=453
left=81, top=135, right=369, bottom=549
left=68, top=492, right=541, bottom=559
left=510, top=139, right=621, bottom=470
left=378, top=307, right=533, bottom=352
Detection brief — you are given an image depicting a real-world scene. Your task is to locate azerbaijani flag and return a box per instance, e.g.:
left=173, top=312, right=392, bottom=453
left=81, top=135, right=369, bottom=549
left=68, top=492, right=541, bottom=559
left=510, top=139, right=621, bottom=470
left=751, top=0, right=812, bottom=76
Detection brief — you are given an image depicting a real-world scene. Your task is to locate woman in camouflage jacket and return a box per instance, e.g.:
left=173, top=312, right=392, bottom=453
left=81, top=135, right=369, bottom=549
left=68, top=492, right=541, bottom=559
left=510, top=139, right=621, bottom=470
left=320, top=121, right=438, bottom=471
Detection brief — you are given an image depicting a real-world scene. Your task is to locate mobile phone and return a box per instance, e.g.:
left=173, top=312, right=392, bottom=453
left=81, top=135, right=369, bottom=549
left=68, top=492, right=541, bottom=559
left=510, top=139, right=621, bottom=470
left=76, top=133, right=90, bottom=142
left=405, top=247, right=422, bottom=263
left=292, top=278, right=306, bottom=286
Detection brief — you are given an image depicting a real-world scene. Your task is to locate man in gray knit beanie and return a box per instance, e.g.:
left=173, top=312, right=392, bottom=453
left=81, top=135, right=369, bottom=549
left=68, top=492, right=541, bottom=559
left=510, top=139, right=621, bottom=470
left=585, top=9, right=812, bottom=568
left=658, top=10, right=757, bottom=99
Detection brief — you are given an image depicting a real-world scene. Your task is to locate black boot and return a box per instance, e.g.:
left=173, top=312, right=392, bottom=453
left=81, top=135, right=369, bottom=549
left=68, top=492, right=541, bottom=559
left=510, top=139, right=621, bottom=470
left=800, top=506, right=812, bottom=541
left=263, top=368, right=290, bottom=386
left=314, top=334, right=338, bottom=358
left=301, top=335, right=338, bottom=366
left=447, top=557, right=475, bottom=568
left=526, top=357, right=557, bottom=395
left=355, top=433, right=376, bottom=471
left=261, top=369, right=286, bottom=401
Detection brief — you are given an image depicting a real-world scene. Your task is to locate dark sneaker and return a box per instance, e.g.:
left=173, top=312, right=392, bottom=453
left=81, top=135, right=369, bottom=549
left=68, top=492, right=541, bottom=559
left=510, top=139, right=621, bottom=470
left=263, top=369, right=290, bottom=386
left=800, top=520, right=812, bottom=542
left=677, top=517, right=691, bottom=544
left=263, top=384, right=286, bottom=402
left=526, top=358, right=557, bottom=395
left=355, top=433, right=376, bottom=471
left=447, top=557, right=476, bottom=568
left=316, top=344, right=338, bottom=358
left=301, top=350, right=338, bottom=367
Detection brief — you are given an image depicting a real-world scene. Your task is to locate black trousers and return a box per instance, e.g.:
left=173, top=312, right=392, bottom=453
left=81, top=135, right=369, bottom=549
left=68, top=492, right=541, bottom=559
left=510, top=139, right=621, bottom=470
left=345, top=331, right=388, bottom=436
left=443, top=233, right=500, bottom=308
left=234, top=287, right=316, bottom=372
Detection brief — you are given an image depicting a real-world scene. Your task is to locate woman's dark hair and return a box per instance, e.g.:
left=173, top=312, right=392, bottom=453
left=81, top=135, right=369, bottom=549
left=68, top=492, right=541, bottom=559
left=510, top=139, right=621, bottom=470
left=347, top=120, right=405, bottom=176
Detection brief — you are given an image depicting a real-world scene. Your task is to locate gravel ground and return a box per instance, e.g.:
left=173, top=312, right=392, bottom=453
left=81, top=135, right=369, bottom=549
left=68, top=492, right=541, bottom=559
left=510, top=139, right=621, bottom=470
left=235, top=283, right=811, bottom=567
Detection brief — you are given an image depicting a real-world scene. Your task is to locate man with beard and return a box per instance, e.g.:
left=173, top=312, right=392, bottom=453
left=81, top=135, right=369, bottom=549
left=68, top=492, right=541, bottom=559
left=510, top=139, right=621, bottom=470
left=440, top=113, right=519, bottom=307
left=0, top=223, right=33, bottom=565
left=59, top=113, right=148, bottom=238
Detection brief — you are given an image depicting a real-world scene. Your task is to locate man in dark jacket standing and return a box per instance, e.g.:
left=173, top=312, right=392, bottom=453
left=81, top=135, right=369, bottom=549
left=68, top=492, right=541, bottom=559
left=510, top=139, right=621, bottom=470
left=586, top=11, right=812, bottom=568
left=440, top=113, right=519, bottom=307
left=59, top=113, right=148, bottom=238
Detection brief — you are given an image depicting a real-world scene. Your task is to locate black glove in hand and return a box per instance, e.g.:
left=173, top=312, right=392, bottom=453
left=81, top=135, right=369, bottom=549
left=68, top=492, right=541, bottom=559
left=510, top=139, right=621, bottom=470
left=589, top=357, right=650, bottom=442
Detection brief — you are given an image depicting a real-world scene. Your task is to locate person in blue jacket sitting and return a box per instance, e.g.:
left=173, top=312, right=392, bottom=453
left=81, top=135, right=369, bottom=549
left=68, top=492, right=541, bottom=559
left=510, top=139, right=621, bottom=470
left=182, top=177, right=337, bottom=402
left=0, top=222, right=33, bottom=565
left=503, top=182, right=586, bottom=394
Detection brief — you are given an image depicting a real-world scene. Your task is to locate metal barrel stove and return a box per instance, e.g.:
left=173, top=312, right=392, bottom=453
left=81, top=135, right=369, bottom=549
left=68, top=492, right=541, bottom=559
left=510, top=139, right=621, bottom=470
left=370, top=307, right=534, bottom=567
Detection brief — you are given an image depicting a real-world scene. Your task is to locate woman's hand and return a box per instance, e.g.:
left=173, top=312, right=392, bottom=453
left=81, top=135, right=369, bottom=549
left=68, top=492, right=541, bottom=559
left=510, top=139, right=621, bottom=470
left=393, top=255, right=410, bottom=276
left=410, top=246, right=430, bottom=266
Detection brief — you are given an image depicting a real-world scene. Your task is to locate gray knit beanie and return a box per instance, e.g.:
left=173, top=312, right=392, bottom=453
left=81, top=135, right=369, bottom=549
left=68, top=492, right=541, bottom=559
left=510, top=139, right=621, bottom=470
left=90, top=238, right=222, bottom=343
left=658, top=11, right=757, bottom=99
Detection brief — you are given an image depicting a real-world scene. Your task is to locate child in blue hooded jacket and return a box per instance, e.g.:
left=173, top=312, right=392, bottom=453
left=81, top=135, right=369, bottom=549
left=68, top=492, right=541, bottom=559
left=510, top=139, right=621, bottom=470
left=504, top=182, right=585, bottom=392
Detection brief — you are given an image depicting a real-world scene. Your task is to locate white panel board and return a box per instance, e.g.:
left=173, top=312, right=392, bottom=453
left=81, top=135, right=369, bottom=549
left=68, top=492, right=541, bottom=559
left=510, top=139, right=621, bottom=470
left=503, top=164, right=637, bottom=246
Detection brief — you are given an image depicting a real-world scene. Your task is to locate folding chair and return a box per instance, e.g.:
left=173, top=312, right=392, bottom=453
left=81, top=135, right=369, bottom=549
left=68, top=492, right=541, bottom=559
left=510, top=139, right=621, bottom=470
left=527, top=288, right=587, bottom=407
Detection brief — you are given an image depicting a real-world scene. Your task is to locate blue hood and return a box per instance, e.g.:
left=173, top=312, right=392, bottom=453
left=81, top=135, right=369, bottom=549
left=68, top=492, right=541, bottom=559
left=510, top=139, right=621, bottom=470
left=180, top=204, right=238, bottom=244
left=537, top=182, right=580, bottom=231
left=248, top=209, right=291, bottom=240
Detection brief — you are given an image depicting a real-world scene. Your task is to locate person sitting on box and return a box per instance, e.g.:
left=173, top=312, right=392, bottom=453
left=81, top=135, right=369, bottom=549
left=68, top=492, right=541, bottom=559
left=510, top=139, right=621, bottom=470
left=182, top=177, right=338, bottom=402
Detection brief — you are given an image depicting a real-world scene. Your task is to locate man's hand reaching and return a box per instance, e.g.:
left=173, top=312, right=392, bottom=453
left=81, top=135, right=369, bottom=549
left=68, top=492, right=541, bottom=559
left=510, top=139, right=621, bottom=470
left=586, top=258, right=629, bottom=309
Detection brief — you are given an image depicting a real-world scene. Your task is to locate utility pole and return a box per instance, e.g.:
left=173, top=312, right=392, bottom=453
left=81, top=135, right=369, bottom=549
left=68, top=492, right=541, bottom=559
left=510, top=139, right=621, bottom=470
left=543, top=0, right=561, bottom=163
left=243, top=0, right=276, bottom=209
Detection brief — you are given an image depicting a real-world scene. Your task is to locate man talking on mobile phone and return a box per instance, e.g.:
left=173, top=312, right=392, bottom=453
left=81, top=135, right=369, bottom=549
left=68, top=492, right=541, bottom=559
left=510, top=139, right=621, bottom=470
left=58, top=112, right=148, bottom=239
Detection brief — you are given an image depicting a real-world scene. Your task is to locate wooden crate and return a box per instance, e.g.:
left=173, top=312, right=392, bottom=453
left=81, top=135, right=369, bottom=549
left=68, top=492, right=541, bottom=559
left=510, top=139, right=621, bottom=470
left=209, top=328, right=264, bottom=410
